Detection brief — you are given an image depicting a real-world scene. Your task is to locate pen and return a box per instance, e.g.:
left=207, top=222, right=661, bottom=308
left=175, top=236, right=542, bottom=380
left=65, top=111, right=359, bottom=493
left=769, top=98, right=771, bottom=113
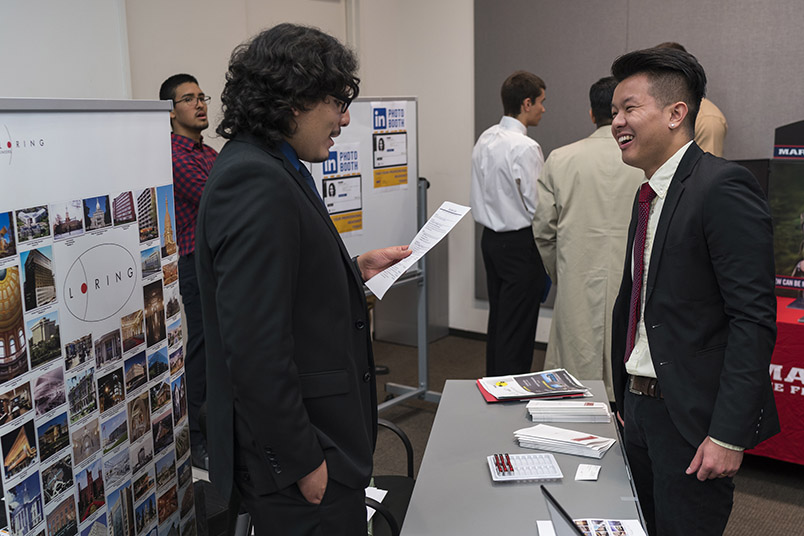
left=495, top=453, right=505, bottom=474
left=505, top=453, right=514, bottom=473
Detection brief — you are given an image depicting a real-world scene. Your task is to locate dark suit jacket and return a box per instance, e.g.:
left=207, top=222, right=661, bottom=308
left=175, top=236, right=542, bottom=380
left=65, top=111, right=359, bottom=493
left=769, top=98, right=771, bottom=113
left=195, top=134, right=377, bottom=500
left=612, top=142, right=780, bottom=450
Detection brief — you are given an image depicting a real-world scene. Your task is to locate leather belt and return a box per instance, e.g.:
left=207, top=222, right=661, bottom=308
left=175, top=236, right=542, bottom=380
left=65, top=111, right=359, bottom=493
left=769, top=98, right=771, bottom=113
left=628, top=375, right=663, bottom=399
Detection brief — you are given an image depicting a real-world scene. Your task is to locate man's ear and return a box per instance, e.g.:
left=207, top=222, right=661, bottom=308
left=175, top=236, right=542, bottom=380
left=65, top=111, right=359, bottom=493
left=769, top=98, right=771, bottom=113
left=668, top=101, right=689, bottom=130
left=520, top=97, right=533, bottom=115
left=589, top=108, right=596, bottom=125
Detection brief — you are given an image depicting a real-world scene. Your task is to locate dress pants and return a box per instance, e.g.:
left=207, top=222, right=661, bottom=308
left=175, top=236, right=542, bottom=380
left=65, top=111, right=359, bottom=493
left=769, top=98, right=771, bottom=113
left=624, top=389, right=734, bottom=536
left=481, top=226, right=546, bottom=376
left=234, top=469, right=367, bottom=536
left=178, top=253, right=206, bottom=448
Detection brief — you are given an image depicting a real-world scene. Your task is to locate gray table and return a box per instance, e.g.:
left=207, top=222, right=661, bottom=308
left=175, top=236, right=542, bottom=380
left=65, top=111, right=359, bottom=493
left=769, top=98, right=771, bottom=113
left=400, top=380, right=643, bottom=534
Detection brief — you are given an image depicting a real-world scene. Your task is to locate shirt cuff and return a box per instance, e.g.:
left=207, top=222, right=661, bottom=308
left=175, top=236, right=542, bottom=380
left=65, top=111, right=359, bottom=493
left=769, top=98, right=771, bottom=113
left=709, top=437, right=744, bottom=452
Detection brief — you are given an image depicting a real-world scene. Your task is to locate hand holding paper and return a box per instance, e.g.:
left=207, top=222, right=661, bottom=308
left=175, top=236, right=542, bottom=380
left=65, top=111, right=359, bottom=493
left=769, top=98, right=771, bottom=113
left=365, top=202, right=470, bottom=299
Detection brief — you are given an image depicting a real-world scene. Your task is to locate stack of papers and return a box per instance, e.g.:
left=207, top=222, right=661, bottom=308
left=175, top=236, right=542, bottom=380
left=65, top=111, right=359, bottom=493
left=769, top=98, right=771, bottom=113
left=513, top=424, right=616, bottom=459
left=476, top=368, right=592, bottom=403
left=526, top=400, right=612, bottom=423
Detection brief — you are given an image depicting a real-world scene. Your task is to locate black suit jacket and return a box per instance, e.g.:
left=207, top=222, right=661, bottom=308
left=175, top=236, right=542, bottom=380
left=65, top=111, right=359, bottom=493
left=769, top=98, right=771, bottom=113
left=195, top=134, right=377, bottom=499
left=612, top=143, right=779, bottom=449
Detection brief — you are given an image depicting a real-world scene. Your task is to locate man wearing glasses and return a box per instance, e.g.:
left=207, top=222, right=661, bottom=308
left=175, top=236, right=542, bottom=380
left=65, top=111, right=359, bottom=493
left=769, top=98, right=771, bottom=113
left=195, top=24, right=410, bottom=534
left=159, top=74, right=218, bottom=471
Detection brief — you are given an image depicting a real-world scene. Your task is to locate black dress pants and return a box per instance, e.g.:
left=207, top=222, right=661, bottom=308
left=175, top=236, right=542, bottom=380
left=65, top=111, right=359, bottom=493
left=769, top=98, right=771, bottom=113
left=624, top=389, right=734, bottom=536
left=178, top=253, right=206, bottom=447
left=234, top=470, right=367, bottom=536
left=481, top=226, right=546, bottom=376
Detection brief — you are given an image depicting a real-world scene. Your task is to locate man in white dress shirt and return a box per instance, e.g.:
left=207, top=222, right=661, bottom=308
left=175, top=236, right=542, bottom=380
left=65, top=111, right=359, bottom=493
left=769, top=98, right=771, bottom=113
left=471, top=71, right=548, bottom=376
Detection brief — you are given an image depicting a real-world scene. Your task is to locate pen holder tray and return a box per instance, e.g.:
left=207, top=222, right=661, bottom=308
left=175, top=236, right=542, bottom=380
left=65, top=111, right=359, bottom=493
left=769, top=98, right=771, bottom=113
left=487, top=453, right=563, bottom=482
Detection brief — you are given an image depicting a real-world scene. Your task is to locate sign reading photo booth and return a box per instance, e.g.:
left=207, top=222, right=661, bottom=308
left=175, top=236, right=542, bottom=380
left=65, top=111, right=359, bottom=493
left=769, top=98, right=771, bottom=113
left=322, top=143, right=363, bottom=236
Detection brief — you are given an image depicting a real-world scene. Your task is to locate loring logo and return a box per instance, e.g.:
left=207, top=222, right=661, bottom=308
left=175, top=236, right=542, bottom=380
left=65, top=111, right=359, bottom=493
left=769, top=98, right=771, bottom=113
left=63, top=243, right=138, bottom=322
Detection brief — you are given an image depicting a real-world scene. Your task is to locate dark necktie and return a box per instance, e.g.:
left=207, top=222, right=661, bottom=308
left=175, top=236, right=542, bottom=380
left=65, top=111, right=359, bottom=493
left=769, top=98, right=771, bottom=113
left=624, top=183, right=657, bottom=363
left=298, top=164, right=325, bottom=207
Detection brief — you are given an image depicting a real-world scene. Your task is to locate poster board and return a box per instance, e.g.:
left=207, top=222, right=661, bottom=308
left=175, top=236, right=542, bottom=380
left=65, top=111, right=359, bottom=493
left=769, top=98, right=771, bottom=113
left=0, top=99, right=196, bottom=536
left=311, top=97, right=419, bottom=257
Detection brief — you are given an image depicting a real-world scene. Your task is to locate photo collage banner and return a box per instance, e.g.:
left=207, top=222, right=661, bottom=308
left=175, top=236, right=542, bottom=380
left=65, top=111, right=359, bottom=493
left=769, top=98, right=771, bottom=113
left=0, top=104, right=195, bottom=536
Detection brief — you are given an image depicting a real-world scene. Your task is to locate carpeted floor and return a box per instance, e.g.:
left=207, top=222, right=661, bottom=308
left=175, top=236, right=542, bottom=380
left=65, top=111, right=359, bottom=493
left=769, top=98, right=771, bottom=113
left=372, top=335, right=804, bottom=535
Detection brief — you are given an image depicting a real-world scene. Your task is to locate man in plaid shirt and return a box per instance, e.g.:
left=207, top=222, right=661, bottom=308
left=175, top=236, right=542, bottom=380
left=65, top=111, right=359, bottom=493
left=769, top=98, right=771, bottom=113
left=159, top=74, right=218, bottom=469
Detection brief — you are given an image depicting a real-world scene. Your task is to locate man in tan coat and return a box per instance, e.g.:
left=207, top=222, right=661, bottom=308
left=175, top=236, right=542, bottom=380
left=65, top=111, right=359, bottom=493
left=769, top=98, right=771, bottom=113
left=532, top=77, right=643, bottom=401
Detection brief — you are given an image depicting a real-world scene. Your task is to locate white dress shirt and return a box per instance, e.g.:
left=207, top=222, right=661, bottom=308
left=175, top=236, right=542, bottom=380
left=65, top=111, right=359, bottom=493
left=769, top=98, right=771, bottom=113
left=626, top=141, right=692, bottom=379
left=471, top=115, right=544, bottom=232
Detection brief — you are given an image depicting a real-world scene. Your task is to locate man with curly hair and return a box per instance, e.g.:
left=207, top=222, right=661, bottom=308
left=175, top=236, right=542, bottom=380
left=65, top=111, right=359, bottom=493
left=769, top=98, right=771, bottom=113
left=195, top=24, right=409, bottom=534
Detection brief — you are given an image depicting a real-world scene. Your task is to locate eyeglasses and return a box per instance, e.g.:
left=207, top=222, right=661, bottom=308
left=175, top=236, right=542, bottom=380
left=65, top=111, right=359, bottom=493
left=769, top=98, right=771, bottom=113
left=175, top=95, right=211, bottom=106
left=330, top=93, right=353, bottom=114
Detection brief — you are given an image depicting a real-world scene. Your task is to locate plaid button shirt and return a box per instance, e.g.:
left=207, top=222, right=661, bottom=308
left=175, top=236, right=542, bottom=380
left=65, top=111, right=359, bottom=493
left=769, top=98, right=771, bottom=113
left=171, top=133, right=218, bottom=256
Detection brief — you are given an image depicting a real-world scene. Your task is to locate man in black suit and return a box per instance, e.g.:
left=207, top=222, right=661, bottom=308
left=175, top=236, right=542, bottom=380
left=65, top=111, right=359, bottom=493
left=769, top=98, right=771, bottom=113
left=609, top=48, right=779, bottom=535
left=195, top=24, right=410, bottom=535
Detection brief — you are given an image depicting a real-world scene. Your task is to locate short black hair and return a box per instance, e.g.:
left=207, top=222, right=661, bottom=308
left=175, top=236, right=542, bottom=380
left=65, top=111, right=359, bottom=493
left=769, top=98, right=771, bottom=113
left=655, top=41, right=687, bottom=53
left=501, top=71, right=545, bottom=117
left=589, top=76, right=618, bottom=127
left=159, top=74, right=199, bottom=102
left=217, top=23, right=360, bottom=146
left=611, top=47, right=706, bottom=134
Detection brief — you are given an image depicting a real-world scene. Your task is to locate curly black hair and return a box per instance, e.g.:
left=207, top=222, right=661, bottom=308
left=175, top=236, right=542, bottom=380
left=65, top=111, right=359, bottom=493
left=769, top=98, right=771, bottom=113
left=217, top=23, right=360, bottom=146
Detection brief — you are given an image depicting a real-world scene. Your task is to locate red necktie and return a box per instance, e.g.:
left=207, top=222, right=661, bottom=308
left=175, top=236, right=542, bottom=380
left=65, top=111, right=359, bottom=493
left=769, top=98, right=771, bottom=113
left=624, top=183, right=657, bottom=363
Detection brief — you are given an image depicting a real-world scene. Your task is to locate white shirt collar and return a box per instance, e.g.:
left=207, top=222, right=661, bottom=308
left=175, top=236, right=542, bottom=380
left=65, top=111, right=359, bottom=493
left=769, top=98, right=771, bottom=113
left=647, top=140, right=693, bottom=199
left=499, top=115, right=527, bottom=135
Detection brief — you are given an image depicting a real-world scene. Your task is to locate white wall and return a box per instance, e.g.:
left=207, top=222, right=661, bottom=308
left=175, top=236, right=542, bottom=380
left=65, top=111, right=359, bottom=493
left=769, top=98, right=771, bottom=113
left=0, top=0, right=131, bottom=99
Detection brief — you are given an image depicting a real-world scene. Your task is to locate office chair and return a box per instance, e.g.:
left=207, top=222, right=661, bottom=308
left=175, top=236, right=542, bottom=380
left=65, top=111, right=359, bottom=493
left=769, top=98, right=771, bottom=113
left=369, top=419, right=416, bottom=536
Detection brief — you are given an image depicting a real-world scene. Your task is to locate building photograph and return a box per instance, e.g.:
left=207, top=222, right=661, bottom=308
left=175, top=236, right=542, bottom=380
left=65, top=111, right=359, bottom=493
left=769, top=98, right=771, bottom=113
left=161, top=261, right=178, bottom=287
left=41, top=452, right=74, bottom=506
left=133, top=467, right=155, bottom=503
left=166, top=321, right=181, bottom=351
left=46, top=494, right=78, bottom=536
left=94, top=329, right=122, bottom=370
left=170, top=374, right=186, bottom=427
left=51, top=200, right=84, bottom=241
left=156, top=484, right=177, bottom=525
left=21, top=245, right=56, bottom=311
left=124, top=351, right=147, bottom=394
left=173, top=424, right=189, bottom=462
left=0, top=266, right=30, bottom=384
left=121, top=310, right=145, bottom=353
left=70, top=417, right=100, bottom=466
left=112, top=191, right=136, bottom=226
left=151, top=410, right=173, bottom=457
left=76, top=457, right=105, bottom=523
left=33, top=366, right=66, bottom=418
left=0, top=381, right=33, bottom=426
left=130, top=437, right=153, bottom=476
left=146, top=348, right=169, bottom=381
left=101, top=408, right=128, bottom=455
left=140, top=247, right=160, bottom=280
left=163, top=284, right=180, bottom=320
left=176, top=458, right=191, bottom=490
left=156, top=185, right=177, bottom=259
left=104, top=447, right=131, bottom=491
left=36, top=411, right=69, bottom=463
left=97, top=368, right=124, bottom=414
left=66, top=367, right=97, bottom=424
left=154, top=451, right=175, bottom=491
left=180, top=514, right=196, bottom=536
left=135, top=492, right=157, bottom=535
left=0, top=211, right=18, bottom=259
left=27, top=310, right=62, bottom=368
left=15, top=205, right=50, bottom=243
left=149, top=377, right=170, bottom=415
left=80, top=512, right=106, bottom=536
left=2, top=419, right=38, bottom=478
left=143, top=281, right=166, bottom=347
left=108, top=482, right=134, bottom=536
left=127, top=392, right=150, bottom=444
left=64, top=333, right=92, bottom=372
left=178, top=483, right=194, bottom=519
left=168, top=347, right=183, bottom=377
left=136, top=188, right=158, bottom=244
left=83, top=195, right=112, bottom=231
left=8, top=470, right=44, bottom=536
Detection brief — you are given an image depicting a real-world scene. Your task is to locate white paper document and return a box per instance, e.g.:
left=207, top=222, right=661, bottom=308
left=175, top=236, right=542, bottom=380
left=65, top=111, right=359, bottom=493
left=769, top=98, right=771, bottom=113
left=365, top=201, right=470, bottom=299
left=574, top=464, right=601, bottom=481
left=365, top=486, right=389, bottom=521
